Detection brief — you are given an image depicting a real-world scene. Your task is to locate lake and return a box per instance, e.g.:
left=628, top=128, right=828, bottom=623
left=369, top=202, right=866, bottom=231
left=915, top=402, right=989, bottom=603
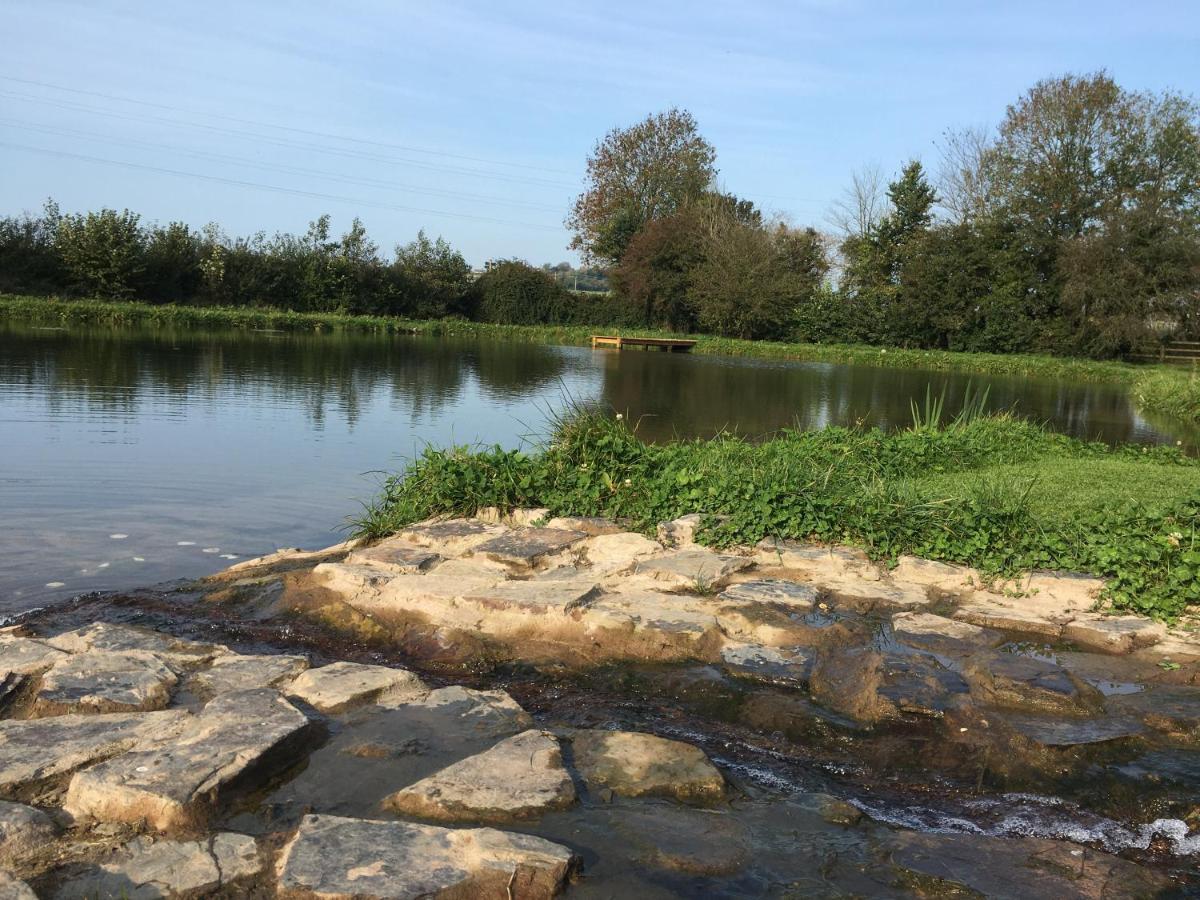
left=1, top=322, right=1191, bottom=617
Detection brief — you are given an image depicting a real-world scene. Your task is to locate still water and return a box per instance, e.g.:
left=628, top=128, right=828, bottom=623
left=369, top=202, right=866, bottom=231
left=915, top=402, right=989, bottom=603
left=1, top=322, right=1191, bottom=616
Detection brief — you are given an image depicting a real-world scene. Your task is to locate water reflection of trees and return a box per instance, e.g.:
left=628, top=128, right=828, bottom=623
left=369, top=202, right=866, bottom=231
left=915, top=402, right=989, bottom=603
left=2, top=326, right=569, bottom=429
left=597, top=350, right=1193, bottom=447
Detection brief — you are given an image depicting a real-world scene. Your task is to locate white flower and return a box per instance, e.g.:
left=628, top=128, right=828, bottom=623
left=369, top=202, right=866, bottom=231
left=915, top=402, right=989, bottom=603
left=615, top=413, right=624, bottom=421
left=624, top=478, right=631, bottom=485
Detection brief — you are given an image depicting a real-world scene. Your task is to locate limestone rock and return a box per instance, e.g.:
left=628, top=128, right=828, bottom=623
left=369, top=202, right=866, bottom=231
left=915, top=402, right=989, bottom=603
left=65, top=689, right=315, bottom=830
left=607, top=805, right=748, bottom=876
left=719, top=579, right=819, bottom=610
left=578, top=532, right=663, bottom=576
left=890, top=556, right=979, bottom=594
left=810, top=648, right=968, bottom=723
left=54, top=832, right=261, bottom=899
left=570, top=730, right=724, bottom=801
left=0, top=873, right=36, bottom=900
left=1002, top=713, right=1144, bottom=747
left=378, top=686, right=533, bottom=734
left=633, top=550, right=751, bottom=591
left=1063, top=614, right=1166, bottom=654
left=475, top=507, right=550, bottom=527
left=0, top=710, right=188, bottom=798
left=890, top=611, right=1002, bottom=653
left=396, top=518, right=509, bottom=556
left=43, top=623, right=224, bottom=669
left=754, top=540, right=869, bottom=577
left=1110, top=685, right=1200, bottom=738
left=963, top=653, right=1103, bottom=716
left=276, top=814, right=578, bottom=899
left=33, top=650, right=178, bottom=716
left=288, top=662, right=425, bottom=713
left=220, top=540, right=356, bottom=576
left=656, top=514, right=705, bottom=548
left=545, top=516, right=627, bottom=536
left=190, top=653, right=309, bottom=696
left=0, top=800, right=56, bottom=864
left=720, top=642, right=812, bottom=686
left=818, top=578, right=928, bottom=613
left=468, top=527, right=587, bottom=568
left=584, top=591, right=722, bottom=644
left=0, top=636, right=67, bottom=675
left=345, top=541, right=441, bottom=575
left=385, top=730, right=575, bottom=823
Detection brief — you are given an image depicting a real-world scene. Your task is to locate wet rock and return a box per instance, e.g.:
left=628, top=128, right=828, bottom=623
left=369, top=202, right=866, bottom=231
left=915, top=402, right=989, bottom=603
left=608, top=805, right=748, bottom=876
left=584, top=591, right=722, bottom=647
left=569, top=730, right=724, bottom=801
left=43, top=623, right=224, bottom=669
left=65, top=689, right=316, bottom=830
left=578, top=532, right=663, bottom=576
left=0, top=710, right=188, bottom=798
left=0, top=873, right=36, bottom=900
left=396, top=518, right=509, bottom=556
left=220, top=540, right=356, bottom=576
left=875, top=653, right=970, bottom=718
left=0, top=800, right=56, bottom=864
left=1002, top=712, right=1144, bottom=746
left=964, top=653, right=1103, bottom=716
left=54, top=832, right=261, bottom=899
left=890, top=611, right=1002, bottom=654
left=1110, top=685, right=1200, bottom=738
left=32, top=650, right=178, bottom=716
left=544, top=516, right=627, bottom=536
left=384, top=730, right=575, bottom=823
left=817, top=795, right=863, bottom=826
left=345, top=541, right=441, bottom=575
left=1062, top=614, right=1166, bottom=654
left=190, top=653, right=309, bottom=696
left=0, top=674, right=30, bottom=718
left=656, top=514, right=704, bottom=548
left=0, top=635, right=68, bottom=675
left=276, top=813, right=577, bottom=899
left=720, top=642, right=812, bottom=686
left=719, top=579, right=819, bottom=610
left=287, top=661, right=425, bottom=713
left=810, top=648, right=968, bottom=723
left=886, top=831, right=1169, bottom=898
left=633, top=549, right=751, bottom=591
left=468, top=527, right=588, bottom=568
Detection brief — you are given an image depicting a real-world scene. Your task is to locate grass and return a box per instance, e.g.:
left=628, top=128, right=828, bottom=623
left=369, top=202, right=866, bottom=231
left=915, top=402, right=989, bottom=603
left=354, top=406, right=1200, bottom=621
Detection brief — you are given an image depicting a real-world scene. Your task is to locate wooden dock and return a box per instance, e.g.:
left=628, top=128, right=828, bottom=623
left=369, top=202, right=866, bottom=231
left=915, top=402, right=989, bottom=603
left=591, top=335, right=697, bottom=353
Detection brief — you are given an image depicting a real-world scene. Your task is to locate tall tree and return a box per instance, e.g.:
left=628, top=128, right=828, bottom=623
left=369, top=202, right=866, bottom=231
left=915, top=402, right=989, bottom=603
left=567, top=108, right=716, bottom=264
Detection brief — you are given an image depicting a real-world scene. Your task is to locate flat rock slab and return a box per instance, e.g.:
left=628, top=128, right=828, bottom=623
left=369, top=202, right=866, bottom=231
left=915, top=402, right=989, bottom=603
left=720, top=642, right=812, bottom=686
left=965, top=653, right=1101, bottom=715
left=1109, top=685, right=1200, bottom=737
left=288, top=661, right=426, bottom=713
left=570, top=730, right=724, bottom=801
left=585, top=592, right=721, bottom=640
left=0, top=873, right=36, bottom=900
left=0, top=636, right=67, bottom=675
left=191, top=653, right=309, bottom=696
left=953, top=595, right=1076, bottom=639
left=818, top=578, right=928, bottom=613
left=607, top=805, right=749, bottom=876
left=468, top=527, right=587, bottom=567
left=396, top=519, right=509, bottom=556
left=1063, top=614, right=1166, bottom=654
left=890, top=612, right=1002, bottom=653
left=65, top=689, right=315, bottom=830
left=54, top=832, right=261, bottom=899
left=276, top=814, right=577, bottom=899
left=44, top=623, right=224, bottom=669
left=755, top=540, right=868, bottom=574
left=385, top=729, right=575, bottom=823
left=345, top=542, right=441, bottom=574
left=33, top=650, right=178, bottom=716
left=1003, top=713, right=1144, bottom=746
left=633, top=550, right=752, bottom=591
left=0, top=710, right=188, bottom=798
left=719, top=579, right=819, bottom=609
left=0, top=800, right=57, bottom=864
left=462, top=580, right=601, bottom=614
left=545, top=516, right=628, bottom=536
left=578, top=532, right=663, bottom=575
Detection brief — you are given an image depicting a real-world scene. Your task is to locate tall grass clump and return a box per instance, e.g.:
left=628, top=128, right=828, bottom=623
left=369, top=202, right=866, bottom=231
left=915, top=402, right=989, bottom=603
left=356, top=406, right=1200, bottom=621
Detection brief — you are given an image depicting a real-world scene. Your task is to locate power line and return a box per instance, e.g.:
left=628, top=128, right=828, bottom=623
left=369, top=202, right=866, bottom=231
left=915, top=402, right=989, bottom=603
left=0, top=117, right=566, bottom=214
left=0, top=74, right=578, bottom=177
left=0, top=141, right=565, bottom=232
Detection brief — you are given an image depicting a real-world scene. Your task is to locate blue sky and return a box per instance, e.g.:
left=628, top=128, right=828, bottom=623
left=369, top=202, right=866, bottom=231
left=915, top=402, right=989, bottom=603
left=2, top=1, right=1197, bottom=266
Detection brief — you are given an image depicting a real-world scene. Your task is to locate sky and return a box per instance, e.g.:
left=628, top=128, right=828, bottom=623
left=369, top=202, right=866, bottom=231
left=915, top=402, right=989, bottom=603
left=2, top=1, right=1198, bottom=267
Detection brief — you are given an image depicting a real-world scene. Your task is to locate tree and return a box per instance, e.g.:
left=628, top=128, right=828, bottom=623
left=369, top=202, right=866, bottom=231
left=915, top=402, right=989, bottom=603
left=937, top=126, right=998, bottom=224
left=55, top=208, right=145, bottom=299
left=611, top=210, right=706, bottom=331
left=828, top=164, right=886, bottom=240
left=392, top=230, right=472, bottom=318
left=471, top=260, right=569, bottom=325
left=141, top=221, right=201, bottom=302
left=567, top=108, right=716, bottom=264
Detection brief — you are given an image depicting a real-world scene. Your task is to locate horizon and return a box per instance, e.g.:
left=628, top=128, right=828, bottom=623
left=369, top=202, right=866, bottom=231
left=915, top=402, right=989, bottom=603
left=2, top=0, right=1198, bottom=267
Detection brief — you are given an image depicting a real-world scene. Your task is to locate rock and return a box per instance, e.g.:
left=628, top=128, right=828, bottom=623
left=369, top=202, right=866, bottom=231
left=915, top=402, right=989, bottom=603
left=633, top=550, right=751, bottom=591
left=65, top=689, right=316, bottom=830
left=887, top=831, right=1169, bottom=898
left=1063, top=614, right=1166, bottom=654
left=754, top=539, right=869, bottom=577
left=584, top=591, right=723, bottom=648
left=0, top=635, right=67, bottom=675
left=890, top=611, right=1002, bottom=653
left=287, top=662, right=425, bottom=713
left=1109, top=685, right=1200, bottom=738
left=190, top=653, right=309, bottom=696
left=467, top=527, right=587, bottom=568
left=953, top=573, right=1104, bottom=639
left=345, top=541, right=441, bottom=575
left=569, top=730, right=724, bottom=801
left=890, top=556, right=979, bottom=593
left=54, top=832, right=261, bottom=899
left=817, top=795, right=863, bottom=826
left=0, top=873, right=36, bottom=900
left=276, top=814, right=577, bottom=899
left=656, top=514, right=705, bottom=548
left=544, top=516, right=627, bottom=536
left=817, top=578, right=928, bottom=613
left=384, top=730, right=575, bottom=823
left=719, top=579, right=819, bottom=610
left=475, top=507, right=550, bottom=527
left=607, top=805, right=748, bottom=876
left=43, top=623, right=223, bottom=669
left=32, top=650, right=178, bottom=716
left=720, top=642, right=812, bottom=686
left=810, top=648, right=968, bottom=723
left=0, top=710, right=188, bottom=798
left=1002, top=713, right=1144, bottom=746
left=396, top=518, right=509, bottom=556
left=578, top=532, right=663, bottom=576
left=378, top=686, right=532, bottom=732
left=963, top=653, right=1103, bottom=716
left=0, top=800, right=56, bottom=864
left=220, top=540, right=356, bottom=576
left=0, top=674, right=31, bottom=718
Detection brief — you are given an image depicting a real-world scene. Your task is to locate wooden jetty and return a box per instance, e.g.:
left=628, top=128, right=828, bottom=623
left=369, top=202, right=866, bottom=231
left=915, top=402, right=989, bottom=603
left=591, top=335, right=697, bottom=353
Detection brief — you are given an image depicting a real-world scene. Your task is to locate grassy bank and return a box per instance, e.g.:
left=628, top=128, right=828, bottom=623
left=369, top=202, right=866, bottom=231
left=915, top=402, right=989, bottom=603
left=4, top=293, right=1198, bottom=424
left=356, top=409, right=1200, bottom=621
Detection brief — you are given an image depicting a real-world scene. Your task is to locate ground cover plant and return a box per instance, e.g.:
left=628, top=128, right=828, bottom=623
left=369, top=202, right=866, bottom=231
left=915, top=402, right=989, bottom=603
left=355, top=405, right=1200, bottom=621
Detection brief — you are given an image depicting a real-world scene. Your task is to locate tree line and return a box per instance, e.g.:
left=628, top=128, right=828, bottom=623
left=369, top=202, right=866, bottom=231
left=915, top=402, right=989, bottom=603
left=2, top=70, right=1197, bottom=358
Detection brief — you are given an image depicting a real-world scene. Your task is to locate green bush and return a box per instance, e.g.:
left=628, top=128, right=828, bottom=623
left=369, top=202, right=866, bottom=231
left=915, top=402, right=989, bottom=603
left=471, top=260, right=572, bottom=325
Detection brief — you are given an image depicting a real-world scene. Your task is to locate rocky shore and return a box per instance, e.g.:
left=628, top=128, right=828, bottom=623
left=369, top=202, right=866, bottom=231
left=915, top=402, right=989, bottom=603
left=2, top=512, right=1199, bottom=897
